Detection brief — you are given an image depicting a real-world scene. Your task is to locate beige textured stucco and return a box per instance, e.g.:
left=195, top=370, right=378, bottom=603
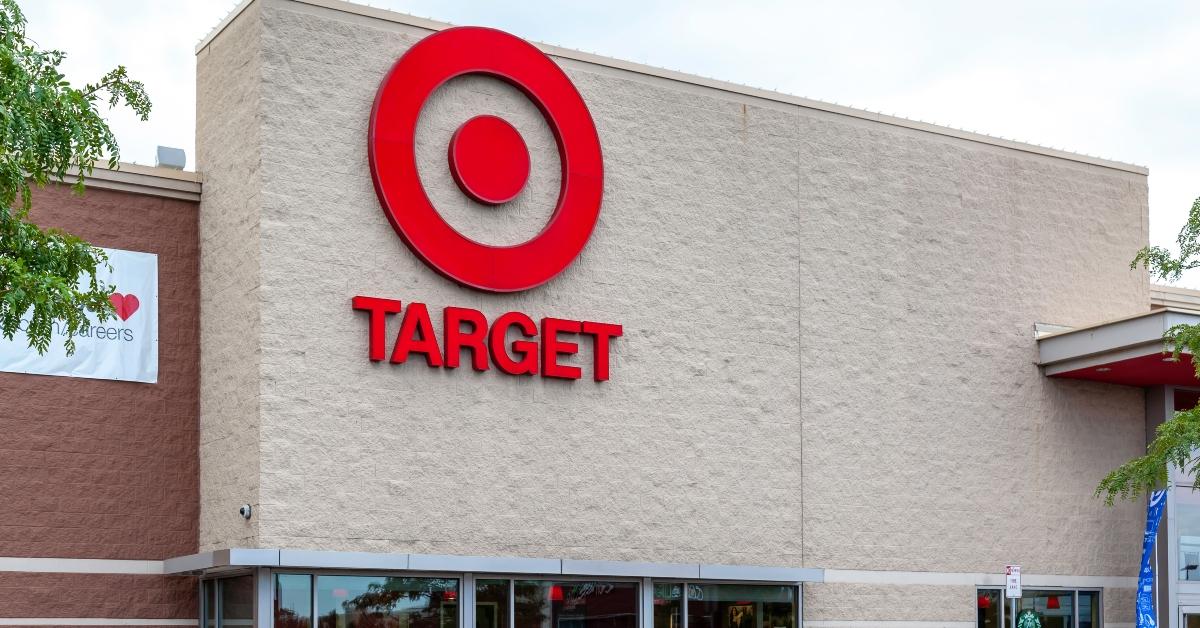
left=196, top=0, right=1152, bottom=623
left=805, top=583, right=977, bottom=622
left=196, top=0, right=263, bottom=551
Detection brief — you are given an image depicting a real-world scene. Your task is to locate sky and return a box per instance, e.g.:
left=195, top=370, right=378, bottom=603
left=21, top=1, right=1200, bottom=286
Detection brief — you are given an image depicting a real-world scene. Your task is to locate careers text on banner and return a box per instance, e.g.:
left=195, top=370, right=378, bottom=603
left=0, top=247, right=158, bottom=383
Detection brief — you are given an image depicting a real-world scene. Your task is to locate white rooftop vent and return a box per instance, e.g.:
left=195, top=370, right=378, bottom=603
left=155, top=145, right=186, bottom=170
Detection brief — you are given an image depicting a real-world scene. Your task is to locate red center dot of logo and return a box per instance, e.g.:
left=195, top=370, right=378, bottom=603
left=447, top=114, right=531, bottom=205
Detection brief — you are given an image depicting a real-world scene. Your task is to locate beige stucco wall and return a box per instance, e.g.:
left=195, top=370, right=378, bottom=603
left=797, top=116, right=1150, bottom=576
left=196, top=0, right=1151, bottom=623
left=249, top=1, right=801, bottom=563
left=196, top=0, right=263, bottom=551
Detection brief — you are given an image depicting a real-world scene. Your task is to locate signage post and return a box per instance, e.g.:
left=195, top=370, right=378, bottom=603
left=1005, top=564, right=1021, bottom=598
left=1006, top=565, right=1021, bottom=628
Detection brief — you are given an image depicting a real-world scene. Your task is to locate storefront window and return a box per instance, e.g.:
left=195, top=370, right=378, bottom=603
left=514, top=580, right=638, bottom=628
left=477, top=579, right=511, bottom=628
left=277, top=573, right=314, bottom=628
left=976, top=589, right=1099, bottom=628
left=221, top=575, right=255, bottom=627
left=1078, top=592, right=1098, bottom=628
left=977, top=589, right=1001, bottom=628
left=203, top=579, right=217, bottom=628
left=1179, top=485, right=1200, bottom=581
left=686, top=584, right=795, bottom=628
left=652, top=583, right=683, bottom=628
left=316, top=575, right=458, bottom=628
left=1013, top=590, right=1073, bottom=628
left=260, top=575, right=803, bottom=628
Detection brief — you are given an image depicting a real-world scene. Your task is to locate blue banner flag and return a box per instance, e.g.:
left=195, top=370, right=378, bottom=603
left=1137, top=489, right=1167, bottom=628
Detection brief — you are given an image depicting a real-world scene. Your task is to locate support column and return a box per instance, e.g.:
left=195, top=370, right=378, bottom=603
left=1148, top=385, right=1175, bottom=628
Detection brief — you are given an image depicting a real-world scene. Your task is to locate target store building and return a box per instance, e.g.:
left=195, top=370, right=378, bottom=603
left=2, top=0, right=1186, bottom=626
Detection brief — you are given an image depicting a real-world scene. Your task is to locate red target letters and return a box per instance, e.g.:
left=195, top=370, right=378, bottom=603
left=352, top=296, right=621, bottom=382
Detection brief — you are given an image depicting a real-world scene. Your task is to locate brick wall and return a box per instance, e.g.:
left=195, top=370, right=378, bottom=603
left=0, top=182, right=200, bottom=561
left=0, top=181, right=199, bottom=622
left=0, top=572, right=195, bottom=621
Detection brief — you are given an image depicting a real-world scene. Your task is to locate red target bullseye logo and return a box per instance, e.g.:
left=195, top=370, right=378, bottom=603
left=368, top=27, right=604, bottom=293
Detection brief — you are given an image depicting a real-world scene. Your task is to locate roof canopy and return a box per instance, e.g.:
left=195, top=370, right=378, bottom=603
left=1038, top=308, right=1200, bottom=387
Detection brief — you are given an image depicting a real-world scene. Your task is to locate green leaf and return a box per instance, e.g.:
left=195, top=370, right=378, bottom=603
left=0, top=0, right=150, bottom=356
left=1101, top=196, right=1200, bottom=503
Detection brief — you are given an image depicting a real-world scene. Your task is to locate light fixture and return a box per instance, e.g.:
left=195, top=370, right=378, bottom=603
left=1047, top=596, right=1060, bottom=610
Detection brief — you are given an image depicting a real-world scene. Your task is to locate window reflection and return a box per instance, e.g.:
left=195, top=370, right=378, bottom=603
left=1013, top=590, right=1073, bottom=628
left=976, top=589, right=1000, bottom=628
left=204, top=579, right=217, bottom=628
left=221, top=575, right=256, bottom=627
left=259, top=574, right=801, bottom=628
left=277, top=573, right=314, bottom=628
left=652, top=583, right=682, bottom=628
left=687, top=584, right=795, bottom=628
left=476, top=579, right=510, bottom=628
left=1180, top=486, right=1200, bottom=581
left=975, top=589, right=1097, bottom=628
left=514, top=580, right=638, bottom=628
left=1078, top=591, right=1098, bottom=628
left=316, top=576, right=458, bottom=628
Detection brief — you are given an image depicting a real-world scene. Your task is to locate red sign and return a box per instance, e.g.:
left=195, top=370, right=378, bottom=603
left=352, top=297, right=621, bottom=382
left=368, top=27, right=604, bottom=293
left=361, top=29, right=619, bottom=380
left=108, top=292, right=141, bottom=321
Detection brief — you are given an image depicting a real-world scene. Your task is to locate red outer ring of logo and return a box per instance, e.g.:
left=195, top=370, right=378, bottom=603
left=368, top=27, right=604, bottom=293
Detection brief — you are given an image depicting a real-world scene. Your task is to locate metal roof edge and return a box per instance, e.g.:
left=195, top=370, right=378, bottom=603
left=1039, top=307, right=1200, bottom=343
left=1151, top=284, right=1200, bottom=310
left=1036, top=308, right=1170, bottom=342
left=1035, top=308, right=1200, bottom=368
left=163, top=548, right=824, bottom=582
left=191, top=0, right=1151, bottom=176
left=196, top=0, right=258, bottom=54
left=62, top=162, right=202, bottom=202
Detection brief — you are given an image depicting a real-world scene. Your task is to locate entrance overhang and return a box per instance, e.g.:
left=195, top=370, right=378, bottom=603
left=162, top=548, right=826, bottom=583
left=1038, top=308, right=1200, bottom=386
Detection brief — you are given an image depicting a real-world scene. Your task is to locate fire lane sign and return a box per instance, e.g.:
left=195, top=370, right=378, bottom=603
left=1005, top=564, right=1022, bottom=598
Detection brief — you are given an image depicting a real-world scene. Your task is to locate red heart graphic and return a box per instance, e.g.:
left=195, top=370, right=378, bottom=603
left=109, top=293, right=140, bottom=322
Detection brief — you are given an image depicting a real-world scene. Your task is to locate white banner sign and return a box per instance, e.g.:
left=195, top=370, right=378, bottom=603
left=0, top=247, right=158, bottom=383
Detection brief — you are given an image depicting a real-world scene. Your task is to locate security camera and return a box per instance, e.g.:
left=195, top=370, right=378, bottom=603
left=238, top=504, right=252, bottom=520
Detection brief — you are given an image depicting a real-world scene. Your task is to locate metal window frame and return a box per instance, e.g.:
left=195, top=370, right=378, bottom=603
left=649, top=580, right=803, bottom=628
left=487, top=574, right=645, bottom=628
left=255, top=568, right=272, bottom=628
left=253, top=571, right=801, bottom=628
left=198, top=570, right=258, bottom=628
left=269, top=569, right=466, bottom=627
left=975, top=586, right=1103, bottom=628
left=267, top=571, right=314, bottom=628
left=258, top=568, right=803, bottom=628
